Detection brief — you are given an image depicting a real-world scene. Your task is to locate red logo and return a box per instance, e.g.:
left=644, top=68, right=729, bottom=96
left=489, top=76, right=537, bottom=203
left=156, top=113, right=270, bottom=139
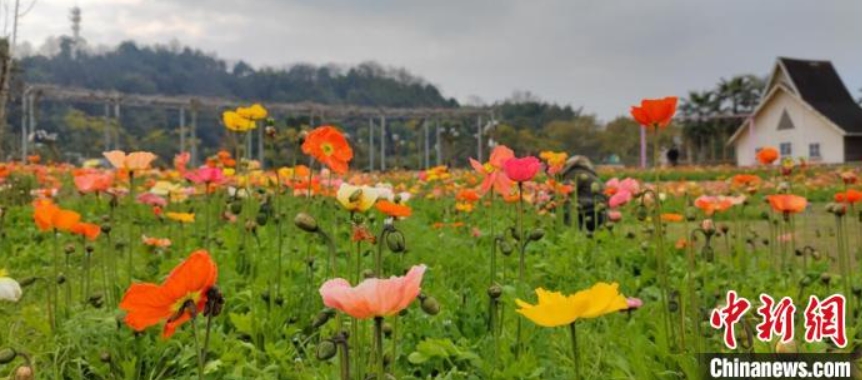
left=803, top=294, right=847, bottom=348
left=710, top=290, right=751, bottom=349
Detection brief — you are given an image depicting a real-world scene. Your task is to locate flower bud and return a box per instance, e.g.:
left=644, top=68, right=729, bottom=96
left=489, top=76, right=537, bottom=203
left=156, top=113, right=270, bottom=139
left=386, top=231, right=406, bottom=253
left=487, top=285, right=503, bottom=299
left=14, top=365, right=34, bottom=380
left=316, top=340, right=338, bottom=360
left=635, top=206, right=648, bottom=221
left=100, top=224, right=112, bottom=234
left=382, top=322, right=393, bottom=337
left=420, top=295, right=440, bottom=316
left=64, top=244, right=76, bottom=254
left=57, top=274, right=66, bottom=285
left=100, top=352, right=111, bottom=363
left=589, top=182, right=601, bottom=193
left=498, top=241, right=513, bottom=256
left=294, top=213, right=319, bottom=233
left=311, top=308, right=336, bottom=329
left=0, top=348, right=17, bottom=364
left=18, top=277, right=37, bottom=287
left=528, top=229, right=545, bottom=241
left=230, top=201, right=243, bottom=215
left=820, top=272, right=831, bottom=286
left=245, top=220, right=258, bottom=234
left=510, top=228, right=521, bottom=241
left=684, top=207, right=697, bottom=222
left=362, top=269, right=375, bottom=279
left=265, top=125, right=277, bottom=138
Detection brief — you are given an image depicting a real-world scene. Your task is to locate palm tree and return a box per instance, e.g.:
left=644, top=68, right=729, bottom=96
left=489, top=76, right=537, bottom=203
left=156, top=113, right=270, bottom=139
left=680, top=90, right=721, bottom=163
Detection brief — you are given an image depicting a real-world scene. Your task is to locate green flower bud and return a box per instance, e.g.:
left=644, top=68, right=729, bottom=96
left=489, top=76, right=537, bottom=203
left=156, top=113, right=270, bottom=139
left=311, top=308, right=336, bottom=329
left=18, top=277, right=37, bottom=287
left=0, top=348, right=17, bottom=364
left=230, top=201, right=243, bottom=215
left=487, top=285, right=503, bottom=299
left=316, top=340, right=338, bottom=360
left=386, top=231, right=406, bottom=253
left=528, top=229, right=545, bottom=241
left=294, top=213, right=319, bottom=233
left=100, top=352, right=111, bottom=363
left=498, top=241, right=513, bottom=256
left=420, top=296, right=440, bottom=316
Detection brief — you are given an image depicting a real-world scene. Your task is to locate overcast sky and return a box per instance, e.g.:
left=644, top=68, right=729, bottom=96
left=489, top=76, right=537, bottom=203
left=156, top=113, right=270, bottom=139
left=11, top=0, right=862, bottom=120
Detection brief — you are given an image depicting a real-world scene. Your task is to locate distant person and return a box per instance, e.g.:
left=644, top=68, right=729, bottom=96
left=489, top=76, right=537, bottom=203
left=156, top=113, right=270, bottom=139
left=666, top=147, right=680, bottom=167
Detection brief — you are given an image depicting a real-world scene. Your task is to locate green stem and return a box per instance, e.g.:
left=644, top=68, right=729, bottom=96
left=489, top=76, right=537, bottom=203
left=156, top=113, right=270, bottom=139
left=569, top=322, right=580, bottom=380
left=191, top=314, right=205, bottom=380
left=375, top=317, right=385, bottom=380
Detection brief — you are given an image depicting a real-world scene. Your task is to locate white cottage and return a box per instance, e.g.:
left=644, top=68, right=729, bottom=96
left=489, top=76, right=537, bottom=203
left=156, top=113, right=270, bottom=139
left=728, top=58, right=862, bottom=166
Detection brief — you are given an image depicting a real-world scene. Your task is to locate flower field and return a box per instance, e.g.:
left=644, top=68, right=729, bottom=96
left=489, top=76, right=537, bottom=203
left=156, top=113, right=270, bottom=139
left=1, top=100, right=861, bottom=379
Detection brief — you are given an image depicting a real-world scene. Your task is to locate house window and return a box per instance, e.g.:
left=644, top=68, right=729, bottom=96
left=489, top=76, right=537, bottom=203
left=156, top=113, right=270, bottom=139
left=780, top=142, right=792, bottom=157
left=809, top=143, right=821, bottom=159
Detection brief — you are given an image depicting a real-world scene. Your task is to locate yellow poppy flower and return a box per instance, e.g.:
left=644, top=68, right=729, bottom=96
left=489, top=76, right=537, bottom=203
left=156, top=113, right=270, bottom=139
left=516, top=282, right=628, bottom=327
left=236, top=103, right=268, bottom=121
left=336, top=184, right=379, bottom=212
left=165, top=212, right=195, bottom=224
left=223, top=110, right=256, bottom=132
left=539, top=151, right=568, bottom=167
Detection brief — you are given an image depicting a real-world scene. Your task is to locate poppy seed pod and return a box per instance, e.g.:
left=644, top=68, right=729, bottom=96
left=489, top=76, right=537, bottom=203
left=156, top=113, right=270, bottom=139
left=386, top=231, right=406, bottom=253
left=635, top=206, right=648, bottom=221
left=316, top=340, right=338, bottom=361
left=57, top=274, right=66, bottom=285
left=100, top=224, right=111, bottom=234
left=510, top=227, right=521, bottom=241
left=382, top=322, right=393, bottom=336
left=820, top=273, right=832, bottom=285
left=64, top=244, right=75, bottom=254
left=684, top=208, right=697, bottom=222
left=0, top=348, right=16, bottom=364
left=230, top=201, right=243, bottom=215
left=255, top=212, right=269, bottom=227
left=294, top=213, right=319, bottom=233
left=100, top=352, right=111, bottom=363
left=420, top=296, right=441, bottom=316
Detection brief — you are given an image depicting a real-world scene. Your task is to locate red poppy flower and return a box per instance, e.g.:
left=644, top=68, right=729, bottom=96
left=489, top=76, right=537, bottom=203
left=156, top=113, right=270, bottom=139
left=630, top=97, right=678, bottom=129
left=835, top=189, right=862, bottom=204
left=71, top=222, right=101, bottom=241
left=33, top=199, right=81, bottom=232
left=119, top=250, right=218, bottom=338
left=503, top=156, right=541, bottom=183
left=301, top=126, right=354, bottom=174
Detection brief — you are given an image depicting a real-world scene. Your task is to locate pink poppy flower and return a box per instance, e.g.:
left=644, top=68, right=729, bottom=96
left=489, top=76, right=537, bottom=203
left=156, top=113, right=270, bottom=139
left=74, top=173, right=113, bottom=193
left=469, top=145, right=515, bottom=196
left=502, top=156, right=541, bottom=183
left=137, top=193, right=168, bottom=207
left=184, top=167, right=226, bottom=185
left=174, top=152, right=190, bottom=173
left=319, top=265, right=426, bottom=319
left=608, top=210, right=622, bottom=222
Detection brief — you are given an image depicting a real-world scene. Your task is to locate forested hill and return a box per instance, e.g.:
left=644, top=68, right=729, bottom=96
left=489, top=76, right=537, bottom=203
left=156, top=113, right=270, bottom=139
left=19, top=39, right=458, bottom=108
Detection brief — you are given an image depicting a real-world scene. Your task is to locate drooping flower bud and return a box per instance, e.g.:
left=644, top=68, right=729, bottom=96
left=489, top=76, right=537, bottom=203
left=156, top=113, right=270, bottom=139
left=0, top=348, right=17, bottom=364
left=294, top=213, right=319, bottom=233
left=487, top=285, right=503, bottom=299
left=498, top=241, right=513, bottom=256
left=311, top=308, right=336, bottom=329
left=528, top=228, right=545, bottom=241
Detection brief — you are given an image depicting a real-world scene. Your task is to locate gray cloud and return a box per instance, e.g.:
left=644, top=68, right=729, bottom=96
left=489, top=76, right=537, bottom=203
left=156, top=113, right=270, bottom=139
left=14, top=0, right=862, bottom=120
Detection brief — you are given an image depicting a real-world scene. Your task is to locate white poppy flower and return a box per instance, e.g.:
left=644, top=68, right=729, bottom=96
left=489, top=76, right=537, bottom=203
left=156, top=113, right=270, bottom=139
left=0, top=277, right=22, bottom=302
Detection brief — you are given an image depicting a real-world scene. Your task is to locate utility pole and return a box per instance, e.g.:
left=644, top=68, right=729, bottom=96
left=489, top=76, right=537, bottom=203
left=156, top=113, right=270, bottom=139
left=0, top=0, right=21, bottom=158
left=423, top=118, right=430, bottom=169
left=179, top=107, right=186, bottom=153
left=435, top=118, right=442, bottom=166
left=368, top=117, right=375, bottom=172
left=476, top=115, right=483, bottom=163
left=380, top=114, right=386, bottom=171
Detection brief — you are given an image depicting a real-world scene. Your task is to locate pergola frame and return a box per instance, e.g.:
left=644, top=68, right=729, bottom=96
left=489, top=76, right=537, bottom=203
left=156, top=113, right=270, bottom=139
left=19, top=84, right=497, bottom=169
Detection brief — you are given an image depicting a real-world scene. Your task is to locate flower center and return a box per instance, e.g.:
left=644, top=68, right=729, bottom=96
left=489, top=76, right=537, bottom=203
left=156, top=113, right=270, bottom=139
left=483, top=163, right=495, bottom=174
left=321, top=143, right=335, bottom=156
left=170, top=292, right=202, bottom=315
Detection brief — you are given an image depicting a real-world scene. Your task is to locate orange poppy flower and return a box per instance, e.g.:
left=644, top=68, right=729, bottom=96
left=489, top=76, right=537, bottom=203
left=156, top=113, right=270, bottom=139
left=301, top=126, right=353, bottom=174
left=766, top=194, right=807, bottom=214
left=70, top=222, right=101, bottom=241
left=731, top=174, right=761, bottom=187
left=142, top=235, right=172, bottom=248
left=660, top=213, right=684, bottom=223
left=33, top=199, right=81, bottom=232
left=756, top=147, right=779, bottom=165
left=455, top=189, right=481, bottom=203
left=376, top=200, right=412, bottom=218
left=119, top=250, right=218, bottom=338
left=835, top=189, right=862, bottom=204
left=694, top=196, right=734, bottom=216
left=630, top=97, right=678, bottom=129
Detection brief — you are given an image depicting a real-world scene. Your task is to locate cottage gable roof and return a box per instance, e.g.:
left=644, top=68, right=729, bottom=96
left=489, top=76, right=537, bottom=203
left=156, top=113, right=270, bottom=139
left=776, top=58, right=862, bottom=133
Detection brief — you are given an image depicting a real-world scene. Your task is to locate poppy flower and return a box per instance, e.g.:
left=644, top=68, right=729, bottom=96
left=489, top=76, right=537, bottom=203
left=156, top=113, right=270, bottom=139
left=539, top=151, right=568, bottom=175
left=166, top=212, right=195, bottom=223
left=137, top=193, right=168, bottom=207
left=301, top=126, right=353, bottom=175
left=694, top=196, right=735, bottom=216
left=174, top=152, right=190, bottom=173
left=104, top=150, right=157, bottom=172
left=840, top=171, right=858, bottom=185
left=455, top=189, right=481, bottom=203
left=660, top=213, right=684, bottom=223
left=335, top=184, right=379, bottom=212
left=184, top=167, right=226, bottom=185
left=516, top=283, right=628, bottom=327
left=376, top=200, right=412, bottom=218
left=469, top=146, right=515, bottom=196
left=319, top=264, right=426, bottom=319
left=33, top=199, right=81, bottom=232
left=236, top=104, right=268, bottom=121
left=455, top=202, right=475, bottom=213
left=835, top=190, right=862, bottom=204
left=142, top=235, right=172, bottom=249
left=351, top=225, right=376, bottom=243
left=630, top=97, right=678, bottom=129
left=222, top=111, right=256, bottom=132
left=70, top=222, right=101, bottom=241
left=74, top=172, right=113, bottom=193
left=503, top=156, right=542, bottom=183
left=756, top=147, right=779, bottom=165
left=766, top=194, right=807, bottom=214
left=119, top=250, right=218, bottom=338
left=731, top=174, right=761, bottom=188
